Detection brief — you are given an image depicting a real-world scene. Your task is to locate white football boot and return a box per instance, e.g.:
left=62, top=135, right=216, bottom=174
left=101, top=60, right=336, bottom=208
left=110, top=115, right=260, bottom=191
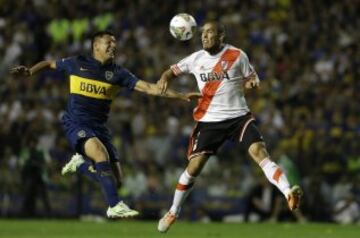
left=61, top=153, right=85, bottom=175
left=158, top=211, right=177, bottom=233
left=106, top=201, right=139, bottom=218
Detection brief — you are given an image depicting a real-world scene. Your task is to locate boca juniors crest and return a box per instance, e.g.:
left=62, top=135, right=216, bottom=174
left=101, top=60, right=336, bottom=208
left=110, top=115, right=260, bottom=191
left=105, top=71, right=114, bottom=81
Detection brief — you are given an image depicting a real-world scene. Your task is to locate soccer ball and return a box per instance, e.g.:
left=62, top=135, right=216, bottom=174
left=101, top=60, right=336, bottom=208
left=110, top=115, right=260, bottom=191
left=169, top=13, right=197, bottom=41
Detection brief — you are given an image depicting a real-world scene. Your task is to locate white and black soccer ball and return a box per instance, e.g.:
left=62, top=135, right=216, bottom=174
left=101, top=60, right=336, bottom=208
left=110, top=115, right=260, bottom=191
left=169, top=13, right=197, bottom=41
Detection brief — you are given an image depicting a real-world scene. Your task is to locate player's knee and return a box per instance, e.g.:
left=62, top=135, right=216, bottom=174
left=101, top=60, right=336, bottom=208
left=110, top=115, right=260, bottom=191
left=187, top=154, right=209, bottom=176
left=95, top=152, right=109, bottom=162
left=248, top=142, right=268, bottom=161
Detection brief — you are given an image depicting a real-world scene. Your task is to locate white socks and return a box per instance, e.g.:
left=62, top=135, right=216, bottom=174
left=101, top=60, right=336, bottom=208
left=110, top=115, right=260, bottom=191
left=169, top=170, right=195, bottom=215
left=259, top=157, right=291, bottom=198
left=168, top=158, right=291, bottom=216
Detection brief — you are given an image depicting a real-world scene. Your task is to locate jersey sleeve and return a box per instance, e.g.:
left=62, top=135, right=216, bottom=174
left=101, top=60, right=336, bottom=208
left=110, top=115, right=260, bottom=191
left=115, top=68, right=139, bottom=90
left=170, top=54, right=194, bottom=76
left=55, top=57, right=76, bottom=74
left=239, top=51, right=259, bottom=81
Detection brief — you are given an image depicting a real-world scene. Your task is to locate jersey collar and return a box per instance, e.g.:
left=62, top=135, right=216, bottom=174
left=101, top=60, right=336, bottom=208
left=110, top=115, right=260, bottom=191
left=85, top=55, right=114, bottom=67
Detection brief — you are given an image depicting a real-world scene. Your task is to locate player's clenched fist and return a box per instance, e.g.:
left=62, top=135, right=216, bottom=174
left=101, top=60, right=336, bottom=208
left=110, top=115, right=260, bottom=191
left=243, top=72, right=260, bottom=89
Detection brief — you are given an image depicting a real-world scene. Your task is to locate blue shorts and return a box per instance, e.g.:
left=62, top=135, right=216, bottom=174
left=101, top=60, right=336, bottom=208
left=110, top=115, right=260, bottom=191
left=61, top=114, right=119, bottom=162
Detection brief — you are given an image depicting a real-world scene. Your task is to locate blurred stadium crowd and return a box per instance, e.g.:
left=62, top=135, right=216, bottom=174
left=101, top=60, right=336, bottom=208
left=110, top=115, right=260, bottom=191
left=0, top=0, right=359, bottom=223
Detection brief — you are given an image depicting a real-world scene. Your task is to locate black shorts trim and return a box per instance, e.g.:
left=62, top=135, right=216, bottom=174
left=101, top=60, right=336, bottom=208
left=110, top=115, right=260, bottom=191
left=238, top=117, right=255, bottom=142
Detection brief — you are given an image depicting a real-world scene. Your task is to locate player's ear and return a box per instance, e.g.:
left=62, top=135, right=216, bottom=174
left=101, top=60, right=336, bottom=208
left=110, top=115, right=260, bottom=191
left=219, top=33, right=225, bottom=43
left=93, top=41, right=98, bottom=51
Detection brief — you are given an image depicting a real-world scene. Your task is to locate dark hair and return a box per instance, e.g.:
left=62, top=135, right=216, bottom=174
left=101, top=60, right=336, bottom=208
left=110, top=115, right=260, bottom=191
left=204, top=21, right=226, bottom=37
left=91, top=30, right=115, bottom=50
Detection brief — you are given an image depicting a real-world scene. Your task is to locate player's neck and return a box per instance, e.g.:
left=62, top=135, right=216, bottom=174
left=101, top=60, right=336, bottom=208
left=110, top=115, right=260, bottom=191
left=92, top=53, right=112, bottom=65
left=206, top=44, right=224, bottom=55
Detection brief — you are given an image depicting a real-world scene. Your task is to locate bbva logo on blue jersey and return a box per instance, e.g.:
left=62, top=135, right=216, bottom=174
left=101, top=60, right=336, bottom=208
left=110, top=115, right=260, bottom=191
left=80, top=82, right=107, bottom=95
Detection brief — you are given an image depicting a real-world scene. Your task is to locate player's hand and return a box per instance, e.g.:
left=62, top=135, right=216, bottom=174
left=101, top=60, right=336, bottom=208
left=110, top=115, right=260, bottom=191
left=184, top=92, right=202, bottom=102
left=157, top=78, right=169, bottom=95
left=243, top=72, right=260, bottom=89
left=10, top=65, right=31, bottom=77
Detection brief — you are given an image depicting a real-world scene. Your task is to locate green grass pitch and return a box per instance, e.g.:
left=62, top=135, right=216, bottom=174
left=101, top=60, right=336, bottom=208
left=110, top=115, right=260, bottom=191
left=0, top=220, right=358, bottom=238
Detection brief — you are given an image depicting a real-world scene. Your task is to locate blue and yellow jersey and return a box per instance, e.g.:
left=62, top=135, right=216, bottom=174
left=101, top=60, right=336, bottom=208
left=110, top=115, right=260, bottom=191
left=56, top=55, right=138, bottom=124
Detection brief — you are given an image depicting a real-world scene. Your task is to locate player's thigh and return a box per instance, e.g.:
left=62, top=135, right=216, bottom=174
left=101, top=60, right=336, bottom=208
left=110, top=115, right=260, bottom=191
left=187, top=122, right=228, bottom=160
left=83, top=137, right=109, bottom=162
left=237, top=122, right=268, bottom=163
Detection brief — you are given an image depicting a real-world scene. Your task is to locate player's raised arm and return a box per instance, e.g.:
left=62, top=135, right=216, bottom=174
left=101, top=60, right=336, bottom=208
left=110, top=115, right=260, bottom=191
left=239, top=51, right=260, bottom=90
left=157, top=68, right=177, bottom=94
left=134, top=79, right=201, bottom=102
left=10, top=60, right=56, bottom=77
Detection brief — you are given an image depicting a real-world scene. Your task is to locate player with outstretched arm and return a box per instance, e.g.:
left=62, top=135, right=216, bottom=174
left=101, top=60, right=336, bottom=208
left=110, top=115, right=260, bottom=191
left=11, top=31, right=200, bottom=219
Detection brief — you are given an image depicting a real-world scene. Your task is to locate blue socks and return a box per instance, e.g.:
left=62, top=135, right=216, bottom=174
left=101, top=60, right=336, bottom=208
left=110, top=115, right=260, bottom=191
left=77, top=162, right=99, bottom=182
left=94, top=161, right=119, bottom=207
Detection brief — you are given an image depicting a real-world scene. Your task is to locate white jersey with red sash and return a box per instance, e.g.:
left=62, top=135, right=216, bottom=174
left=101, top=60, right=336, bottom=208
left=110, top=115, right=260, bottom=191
left=171, top=44, right=259, bottom=122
